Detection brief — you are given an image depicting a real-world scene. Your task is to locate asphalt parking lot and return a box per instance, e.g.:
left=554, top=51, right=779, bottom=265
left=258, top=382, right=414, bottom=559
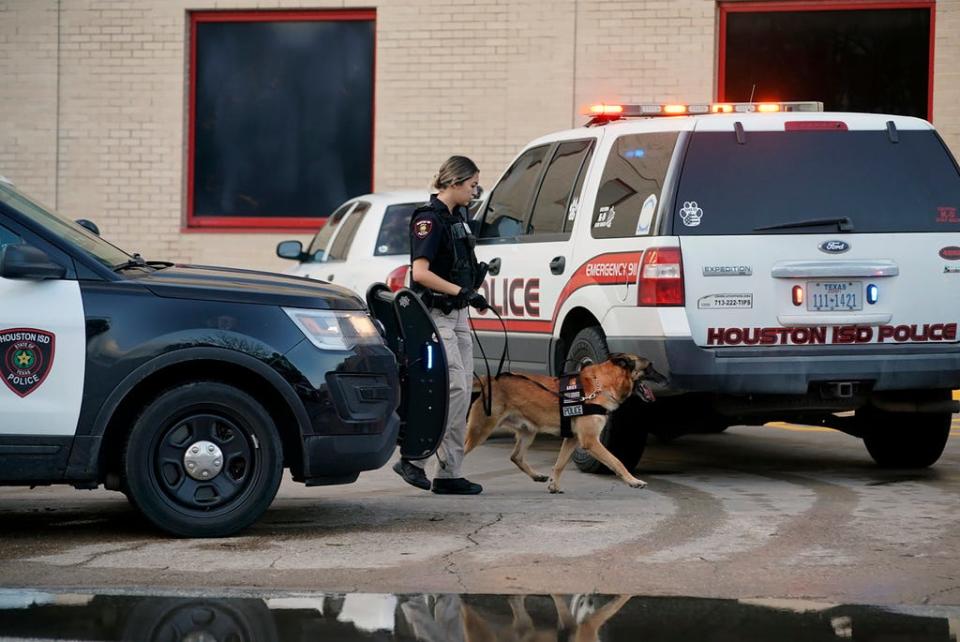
left=0, top=420, right=958, bottom=606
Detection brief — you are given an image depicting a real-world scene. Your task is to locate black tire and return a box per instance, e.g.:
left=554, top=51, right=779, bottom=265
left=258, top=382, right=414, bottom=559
left=565, top=326, right=647, bottom=474
left=123, top=382, right=283, bottom=538
left=860, top=405, right=951, bottom=469
left=121, top=597, right=277, bottom=641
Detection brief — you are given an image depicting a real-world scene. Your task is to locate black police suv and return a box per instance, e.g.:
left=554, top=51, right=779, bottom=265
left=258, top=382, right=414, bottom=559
left=0, top=178, right=446, bottom=537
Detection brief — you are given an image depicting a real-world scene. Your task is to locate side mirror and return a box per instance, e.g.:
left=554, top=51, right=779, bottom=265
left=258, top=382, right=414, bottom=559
left=75, top=219, right=100, bottom=236
left=467, top=218, right=482, bottom=235
left=276, top=240, right=305, bottom=261
left=0, top=244, right=66, bottom=280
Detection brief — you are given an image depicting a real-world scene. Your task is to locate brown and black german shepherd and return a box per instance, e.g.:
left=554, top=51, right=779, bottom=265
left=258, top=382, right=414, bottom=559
left=464, top=354, right=667, bottom=493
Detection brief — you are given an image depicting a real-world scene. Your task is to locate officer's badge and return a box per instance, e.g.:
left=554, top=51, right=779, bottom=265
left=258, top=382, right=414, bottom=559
left=0, top=328, right=56, bottom=398
left=414, top=220, right=433, bottom=239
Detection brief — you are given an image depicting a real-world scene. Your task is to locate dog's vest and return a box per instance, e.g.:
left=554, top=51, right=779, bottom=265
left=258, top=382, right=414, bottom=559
left=559, top=373, right=608, bottom=438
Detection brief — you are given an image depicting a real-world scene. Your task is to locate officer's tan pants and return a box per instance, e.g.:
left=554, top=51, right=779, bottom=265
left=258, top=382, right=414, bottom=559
left=409, top=306, right=473, bottom=479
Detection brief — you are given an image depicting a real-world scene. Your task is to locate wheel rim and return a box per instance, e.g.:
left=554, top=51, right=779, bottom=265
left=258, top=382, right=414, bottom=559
left=144, top=602, right=249, bottom=641
left=152, top=412, right=257, bottom=512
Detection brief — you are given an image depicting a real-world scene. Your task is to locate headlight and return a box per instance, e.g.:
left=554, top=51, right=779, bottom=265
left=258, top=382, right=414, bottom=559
left=283, top=308, right=383, bottom=350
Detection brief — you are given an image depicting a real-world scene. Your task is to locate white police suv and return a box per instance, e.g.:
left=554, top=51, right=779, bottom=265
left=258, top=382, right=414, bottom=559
left=276, top=191, right=429, bottom=295
left=467, top=101, right=960, bottom=471
left=0, top=179, right=446, bottom=537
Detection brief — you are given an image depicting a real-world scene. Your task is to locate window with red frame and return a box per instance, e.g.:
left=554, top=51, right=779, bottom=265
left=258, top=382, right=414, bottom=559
left=719, top=2, right=933, bottom=120
left=188, top=11, right=375, bottom=230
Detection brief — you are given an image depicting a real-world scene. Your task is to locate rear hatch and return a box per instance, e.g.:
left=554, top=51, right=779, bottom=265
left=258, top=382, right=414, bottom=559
left=675, top=115, right=960, bottom=349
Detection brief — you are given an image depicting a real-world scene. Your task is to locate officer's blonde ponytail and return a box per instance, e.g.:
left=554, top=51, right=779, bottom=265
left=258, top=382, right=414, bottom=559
left=432, top=156, right=479, bottom=191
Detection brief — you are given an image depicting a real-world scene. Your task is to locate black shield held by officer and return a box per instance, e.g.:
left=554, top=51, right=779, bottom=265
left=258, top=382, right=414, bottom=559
left=392, top=155, right=488, bottom=496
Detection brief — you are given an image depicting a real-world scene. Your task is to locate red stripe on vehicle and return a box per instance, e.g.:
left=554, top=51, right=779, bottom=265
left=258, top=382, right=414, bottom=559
left=470, top=251, right=643, bottom=335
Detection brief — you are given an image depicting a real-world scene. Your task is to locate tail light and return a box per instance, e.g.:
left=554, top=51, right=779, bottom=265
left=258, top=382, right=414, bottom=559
left=638, top=247, right=684, bottom=306
left=386, top=264, right=409, bottom=292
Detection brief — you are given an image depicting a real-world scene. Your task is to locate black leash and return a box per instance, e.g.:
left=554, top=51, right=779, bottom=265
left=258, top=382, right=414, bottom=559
left=469, top=304, right=510, bottom=416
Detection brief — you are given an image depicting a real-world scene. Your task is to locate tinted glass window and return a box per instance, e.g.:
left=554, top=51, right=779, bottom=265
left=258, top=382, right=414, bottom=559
left=307, top=201, right=354, bottom=260
left=528, top=140, right=594, bottom=236
left=192, top=17, right=374, bottom=222
left=0, top=223, right=22, bottom=249
left=0, top=183, right=130, bottom=268
left=328, top=201, right=370, bottom=260
left=592, top=132, right=679, bottom=239
left=375, top=202, right=423, bottom=256
left=674, top=130, right=960, bottom=235
left=725, top=8, right=930, bottom=119
left=480, top=146, right=549, bottom=239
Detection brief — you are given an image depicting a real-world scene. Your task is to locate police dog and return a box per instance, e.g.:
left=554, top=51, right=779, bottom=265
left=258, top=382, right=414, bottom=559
left=460, top=594, right=632, bottom=642
left=464, top=354, right=666, bottom=493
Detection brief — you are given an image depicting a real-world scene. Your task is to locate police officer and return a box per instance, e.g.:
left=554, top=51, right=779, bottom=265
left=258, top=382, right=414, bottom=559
left=393, top=156, right=488, bottom=495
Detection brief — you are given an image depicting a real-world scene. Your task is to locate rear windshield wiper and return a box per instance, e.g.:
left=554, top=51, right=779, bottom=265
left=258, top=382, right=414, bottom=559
left=754, top=216, right=854, bottom=232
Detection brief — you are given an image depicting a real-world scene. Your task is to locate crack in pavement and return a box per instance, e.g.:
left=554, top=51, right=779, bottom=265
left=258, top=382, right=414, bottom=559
left=922, top=584, right=960, bottom=604
left=78, top=542, right=151, bottom=568
left=443, top=513, right=504, bottom=591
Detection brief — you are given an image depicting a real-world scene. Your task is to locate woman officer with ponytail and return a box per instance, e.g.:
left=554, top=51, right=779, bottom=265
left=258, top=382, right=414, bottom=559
left=393, top=156, right=488, bottom=495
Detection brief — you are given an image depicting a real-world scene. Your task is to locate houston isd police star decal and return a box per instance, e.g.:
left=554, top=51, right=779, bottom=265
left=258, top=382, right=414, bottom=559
left=0, top=328, right=56, bottom=398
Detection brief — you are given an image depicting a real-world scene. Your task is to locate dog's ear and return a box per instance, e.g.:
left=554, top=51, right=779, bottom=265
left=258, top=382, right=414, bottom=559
left=610, top=353, right=635, bottom=372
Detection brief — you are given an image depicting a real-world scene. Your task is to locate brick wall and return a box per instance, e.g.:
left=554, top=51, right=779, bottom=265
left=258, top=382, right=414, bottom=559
left=0, top=0, right=957, bottom=273
left=933, top=0, right=960, bottom=154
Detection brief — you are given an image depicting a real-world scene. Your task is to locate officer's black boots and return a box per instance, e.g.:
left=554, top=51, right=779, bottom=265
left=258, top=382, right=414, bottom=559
left=393, top=459, right=430, bottom=490
left=431, top=477, right=483, bottom=495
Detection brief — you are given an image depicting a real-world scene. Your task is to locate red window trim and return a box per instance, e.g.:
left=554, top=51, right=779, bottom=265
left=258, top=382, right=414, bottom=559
left=186, top=9, right=376, bottom=232
left=717, top=1, right=935, bottom=122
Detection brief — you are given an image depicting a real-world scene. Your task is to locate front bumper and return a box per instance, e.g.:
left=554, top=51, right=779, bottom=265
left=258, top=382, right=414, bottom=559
left=282, top=339, right=402, bottom=484
left=606, top=336, right=960, bottom=395
left=300, top=410, right=401, bottom=484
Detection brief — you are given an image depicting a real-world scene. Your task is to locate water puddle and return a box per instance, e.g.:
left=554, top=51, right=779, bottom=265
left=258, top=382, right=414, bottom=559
left=0, top=589, right=956, bottom=641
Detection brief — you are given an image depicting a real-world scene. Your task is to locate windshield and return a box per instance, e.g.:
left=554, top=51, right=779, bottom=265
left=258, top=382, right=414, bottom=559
left=674, top=129, right=960, bottom=234
left=0, top=182, right=132, bottom=267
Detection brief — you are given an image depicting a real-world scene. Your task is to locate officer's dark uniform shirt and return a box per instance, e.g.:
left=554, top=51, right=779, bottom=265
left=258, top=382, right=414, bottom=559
left=410, top=194, right=474, bottom=289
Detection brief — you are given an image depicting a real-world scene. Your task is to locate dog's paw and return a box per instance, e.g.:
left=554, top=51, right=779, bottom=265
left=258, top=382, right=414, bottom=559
left=532, top=474, right=549, bottom=483
left=627, top=478, right=647, bottom=489
left=547, top=481, right=563, bottom=494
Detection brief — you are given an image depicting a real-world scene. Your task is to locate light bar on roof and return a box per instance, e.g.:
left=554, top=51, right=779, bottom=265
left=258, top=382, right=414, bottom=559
left=585, top=101, right=823, bottom=121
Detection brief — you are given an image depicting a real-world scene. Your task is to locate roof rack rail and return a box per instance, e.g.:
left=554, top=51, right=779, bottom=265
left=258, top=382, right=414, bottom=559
left=584, top=101, right=824, bottom=126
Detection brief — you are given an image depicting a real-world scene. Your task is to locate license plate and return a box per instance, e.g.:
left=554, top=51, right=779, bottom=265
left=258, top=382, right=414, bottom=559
left=807, top=281, right=862, bottom=311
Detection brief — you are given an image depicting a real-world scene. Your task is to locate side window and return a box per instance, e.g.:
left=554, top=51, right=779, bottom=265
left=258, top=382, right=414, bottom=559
left=328, top=201, right=370, bottom=260
left=480, top=145, right=549, bottom=239
left=375, top=203, right=421, bottom=256
left=0, top=223, right=23, bottom=250
left=528, top=139, right=594, bottom=237
left=592, top=132, right=679, bottom=239
left=307, top=201, right=354, bottom=260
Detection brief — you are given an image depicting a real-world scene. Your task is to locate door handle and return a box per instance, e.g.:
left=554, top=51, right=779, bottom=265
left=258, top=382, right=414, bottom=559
left=488, top=257, right=501, bottom=276
left=550, top=256, right=565, bottom=275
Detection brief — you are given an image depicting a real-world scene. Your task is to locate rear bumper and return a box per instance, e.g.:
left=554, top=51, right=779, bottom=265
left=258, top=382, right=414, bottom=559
left=300, top=410, right=401, bottom=482
left=606, top=336, right=960, bottom=395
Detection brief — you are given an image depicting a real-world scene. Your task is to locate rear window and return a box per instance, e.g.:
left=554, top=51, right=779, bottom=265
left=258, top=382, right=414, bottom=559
left=375, top=202, right=422, bottom=256
left=592, top=132, right=679, bottom=239
left=674, top=129, right=960, bottom=234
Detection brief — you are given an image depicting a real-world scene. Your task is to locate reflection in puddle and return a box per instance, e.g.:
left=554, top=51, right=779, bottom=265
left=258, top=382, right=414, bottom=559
left=0, top=589, right=956, bottom=641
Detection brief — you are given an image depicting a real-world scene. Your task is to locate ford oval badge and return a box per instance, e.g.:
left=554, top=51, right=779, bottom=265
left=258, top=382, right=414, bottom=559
left=819, top=240, right=850, bottom=254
